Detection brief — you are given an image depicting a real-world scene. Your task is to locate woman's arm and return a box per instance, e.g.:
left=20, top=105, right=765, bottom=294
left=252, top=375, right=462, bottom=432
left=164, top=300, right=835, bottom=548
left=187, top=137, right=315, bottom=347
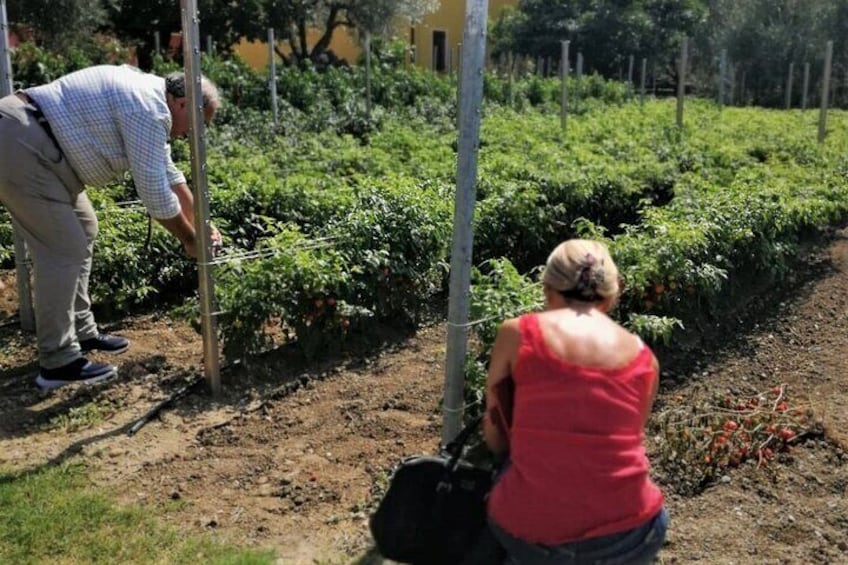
left=642, top=353, right=660, bottom=427
left=483, top=318, right=520, bottom=456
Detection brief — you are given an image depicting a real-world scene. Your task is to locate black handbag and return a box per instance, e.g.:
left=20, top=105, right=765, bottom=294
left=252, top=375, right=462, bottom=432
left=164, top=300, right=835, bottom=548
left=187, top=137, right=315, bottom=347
left=369, top=417, right=494, bottom=565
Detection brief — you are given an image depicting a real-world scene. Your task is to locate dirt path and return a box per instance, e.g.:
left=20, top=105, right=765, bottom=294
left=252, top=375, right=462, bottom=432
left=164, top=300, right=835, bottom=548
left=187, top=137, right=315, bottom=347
left=1, top=231, right=847, bottom=564
left=653, top=231, right=848, bottom=564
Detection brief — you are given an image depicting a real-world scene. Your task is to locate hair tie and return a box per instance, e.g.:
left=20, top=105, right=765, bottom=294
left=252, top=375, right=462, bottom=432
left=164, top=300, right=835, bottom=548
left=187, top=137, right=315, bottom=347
left=575, top=254, right=594, bottom=293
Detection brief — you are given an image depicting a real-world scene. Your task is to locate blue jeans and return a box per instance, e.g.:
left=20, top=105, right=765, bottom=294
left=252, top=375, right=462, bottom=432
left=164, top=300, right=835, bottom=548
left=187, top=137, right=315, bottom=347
left=489, top=508, right=669, bottom=565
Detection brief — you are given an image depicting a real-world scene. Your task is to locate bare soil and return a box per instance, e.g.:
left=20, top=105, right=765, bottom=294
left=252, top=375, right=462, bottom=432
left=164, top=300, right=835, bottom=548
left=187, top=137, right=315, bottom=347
left=1, top=231, right=847, bottom=564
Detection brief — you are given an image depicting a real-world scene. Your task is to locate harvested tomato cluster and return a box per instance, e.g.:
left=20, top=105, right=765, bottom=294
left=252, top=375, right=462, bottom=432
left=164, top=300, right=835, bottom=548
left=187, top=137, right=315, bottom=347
left=654, top=383, right=821, bottom=493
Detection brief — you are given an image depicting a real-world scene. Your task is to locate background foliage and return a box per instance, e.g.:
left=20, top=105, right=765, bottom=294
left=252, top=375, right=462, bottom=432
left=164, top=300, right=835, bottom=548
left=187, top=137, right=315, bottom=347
left=6, top=0, right=848, bottom=105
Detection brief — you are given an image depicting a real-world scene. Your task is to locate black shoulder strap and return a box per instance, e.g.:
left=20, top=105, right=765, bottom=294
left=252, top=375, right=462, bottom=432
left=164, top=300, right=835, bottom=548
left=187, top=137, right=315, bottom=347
left=443, top=416, right=483, bottom=470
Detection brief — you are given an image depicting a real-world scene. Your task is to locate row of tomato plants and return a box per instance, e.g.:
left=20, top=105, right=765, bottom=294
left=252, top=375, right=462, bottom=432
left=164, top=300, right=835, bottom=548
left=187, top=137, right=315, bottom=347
left=461, top=101, right=848, bottom=398
left=67, top=97, right=682, bottom=315
left=9, top=43, right=627, bottom=142
left=2, top=99, right=847, bottom=367
left=0, top=49, right=635, bottom=268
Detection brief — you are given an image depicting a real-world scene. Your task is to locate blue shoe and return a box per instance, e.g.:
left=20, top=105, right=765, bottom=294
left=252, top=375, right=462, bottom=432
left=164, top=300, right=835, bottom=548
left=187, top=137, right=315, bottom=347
left=79, top=333, right=129, bottom=355
left=36, top=358, right=117, bottom=390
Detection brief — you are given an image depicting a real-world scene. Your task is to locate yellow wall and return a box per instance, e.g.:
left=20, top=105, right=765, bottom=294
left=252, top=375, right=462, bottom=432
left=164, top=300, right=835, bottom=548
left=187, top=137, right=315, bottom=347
left=410, top=0, right=516, bottom=72
left=234, top=28, right=361, bottom=69
left=233, top=1, right=517, bottom=71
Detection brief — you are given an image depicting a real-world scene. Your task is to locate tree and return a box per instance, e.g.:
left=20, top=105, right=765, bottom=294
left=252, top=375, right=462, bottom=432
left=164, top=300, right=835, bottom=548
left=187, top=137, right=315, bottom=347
left=642, top=0, right=705, bottom=83
left=696, top=0, right=845, bottom=106
left=104, top=0, right=265, bottom=68
left=103, top=0, right=439, bottom=68
left=7, top=0, right=108, bottom=51
left=488, top=0, right=705, bottom=78
left=263, top=0, right=440, bottom=66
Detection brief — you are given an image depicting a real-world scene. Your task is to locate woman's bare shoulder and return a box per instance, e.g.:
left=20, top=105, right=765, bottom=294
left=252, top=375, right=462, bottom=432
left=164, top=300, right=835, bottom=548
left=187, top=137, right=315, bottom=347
left=540, top=310, right=644, bottom=367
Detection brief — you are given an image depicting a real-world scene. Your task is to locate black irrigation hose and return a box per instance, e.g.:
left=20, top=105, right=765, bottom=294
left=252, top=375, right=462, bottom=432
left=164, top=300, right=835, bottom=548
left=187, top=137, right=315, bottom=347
left=126, top=375, right=206, bottom=436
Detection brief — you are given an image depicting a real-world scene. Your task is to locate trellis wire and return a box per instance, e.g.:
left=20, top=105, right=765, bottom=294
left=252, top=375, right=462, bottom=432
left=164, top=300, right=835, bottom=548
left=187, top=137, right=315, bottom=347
left=199, top=237, right=336, bottom=267
left=818, top=40, right=833, bottom=143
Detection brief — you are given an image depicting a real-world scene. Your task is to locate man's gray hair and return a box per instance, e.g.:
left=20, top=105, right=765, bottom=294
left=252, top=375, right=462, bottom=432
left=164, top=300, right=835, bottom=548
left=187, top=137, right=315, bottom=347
left=164, top=71, right=220, bottom=109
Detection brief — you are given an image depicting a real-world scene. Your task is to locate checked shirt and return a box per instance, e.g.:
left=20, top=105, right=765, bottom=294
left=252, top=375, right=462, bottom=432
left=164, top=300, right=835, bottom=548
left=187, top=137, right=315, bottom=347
left=25, top=65, right=184, bottom=219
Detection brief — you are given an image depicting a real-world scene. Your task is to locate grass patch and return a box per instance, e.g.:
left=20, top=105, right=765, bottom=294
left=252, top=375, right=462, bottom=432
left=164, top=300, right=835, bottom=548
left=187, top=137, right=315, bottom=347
left=46, top=400, right=116, bottom=432
left=0, top=463, right=276, bottom=565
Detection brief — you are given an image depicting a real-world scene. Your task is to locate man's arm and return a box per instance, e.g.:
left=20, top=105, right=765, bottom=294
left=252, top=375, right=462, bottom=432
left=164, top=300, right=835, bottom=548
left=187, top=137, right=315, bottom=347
left=116, top=113, right=215, bottom=257
left=170, top=181, right=220, bottom=250
left=171, top=182, right=195, bottom=225
left=156, top=206, right=197, bottom=258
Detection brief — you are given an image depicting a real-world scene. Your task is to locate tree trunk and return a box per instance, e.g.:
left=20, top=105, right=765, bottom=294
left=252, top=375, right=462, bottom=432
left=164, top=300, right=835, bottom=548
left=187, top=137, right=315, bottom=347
left=311, top=6, right=342, bottom=62
left=296, top=17, right=308, bottom=63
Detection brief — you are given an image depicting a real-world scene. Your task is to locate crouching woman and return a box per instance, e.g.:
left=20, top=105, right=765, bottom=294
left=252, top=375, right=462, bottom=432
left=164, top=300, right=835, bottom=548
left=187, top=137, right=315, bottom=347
left=483, top=239, right=668, bottom=564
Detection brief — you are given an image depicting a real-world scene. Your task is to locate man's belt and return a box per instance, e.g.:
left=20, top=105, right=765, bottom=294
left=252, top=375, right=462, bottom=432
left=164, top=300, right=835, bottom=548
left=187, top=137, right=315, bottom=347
left=15, top=91, right=62, bottom=151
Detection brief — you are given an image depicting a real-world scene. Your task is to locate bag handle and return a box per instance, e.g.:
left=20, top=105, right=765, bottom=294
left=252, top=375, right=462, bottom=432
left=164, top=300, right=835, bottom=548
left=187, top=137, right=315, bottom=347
left=443, top=416, right=483, bottom=471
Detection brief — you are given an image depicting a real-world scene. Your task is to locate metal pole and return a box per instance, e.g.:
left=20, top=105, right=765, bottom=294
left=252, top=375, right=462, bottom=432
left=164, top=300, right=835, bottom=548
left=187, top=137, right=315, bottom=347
left=443, top=0, right=488, bottom=444
left=718, top=49, right=727, bottom=107
left=819, top=40, right=833, bottom=143
left=560, top=40, right=569, bottom=130
left=677, top=37, right=687, bottom=128
left=830, top=63, right=836, bottom=105
left=456, top=41, right=463, bottom=123
left=180, top=0, right=220, bottom=394
left=802, top=62, right=810, bottom=110
left=640, top=57, right=647, bottom=105
left=652, top=61, right=657, bottom=96
left=842, top=67, right=848, bottom=107
left=729, top=62, right=735, bottom=105
left=206, top=35, right=213, bottom=55
left=154, top=30, right=161, bottom=55
left=267, top=28, right=278, bottom=125
left=507, top=51, right=514, bottom=107
left=1, top=0, right=35, bottom=332
left=627, top=54, right=634, bottom=99
left=785, top=62, right=794, bottom=109
left=365, top=31, right=372, bottom=117
left=576, top=52, right=583, bottom=114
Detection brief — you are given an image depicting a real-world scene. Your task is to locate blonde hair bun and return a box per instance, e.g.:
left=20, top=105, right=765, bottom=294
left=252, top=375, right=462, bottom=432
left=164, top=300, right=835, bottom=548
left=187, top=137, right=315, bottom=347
left=542, top=239, right=620, bottom=300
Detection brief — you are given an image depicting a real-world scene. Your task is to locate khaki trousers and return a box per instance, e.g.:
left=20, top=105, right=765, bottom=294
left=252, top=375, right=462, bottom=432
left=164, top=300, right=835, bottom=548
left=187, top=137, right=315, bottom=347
left=0, top=94, right=98, bottom=369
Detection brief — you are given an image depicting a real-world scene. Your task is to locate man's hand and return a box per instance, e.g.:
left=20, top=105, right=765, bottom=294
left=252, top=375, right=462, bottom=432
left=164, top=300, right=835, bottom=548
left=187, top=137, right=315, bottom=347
left=183, top=240, right=198, bottom=259
left=209, top=223, right=222, bottom=249
left=184, top=225, right=221, bottom=259
left=169, top=183, right=221, bottom=257
left=157, top=214, right=197, bottom=259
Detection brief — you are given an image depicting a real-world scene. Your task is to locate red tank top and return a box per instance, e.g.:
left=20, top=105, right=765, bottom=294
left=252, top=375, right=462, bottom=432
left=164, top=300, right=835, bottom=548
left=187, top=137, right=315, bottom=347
left=488, top=313, right=665, bottom=544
